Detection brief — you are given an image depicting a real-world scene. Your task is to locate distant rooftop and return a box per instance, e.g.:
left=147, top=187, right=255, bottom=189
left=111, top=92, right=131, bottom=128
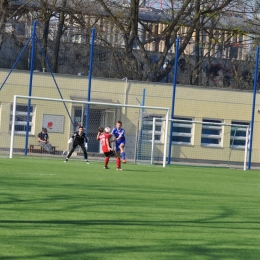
left=10, top=1, right=260, bottom=34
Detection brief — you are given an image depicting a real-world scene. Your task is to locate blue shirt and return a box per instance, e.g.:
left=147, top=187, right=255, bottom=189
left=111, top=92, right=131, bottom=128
left=111, top=127, right=125, bottom=143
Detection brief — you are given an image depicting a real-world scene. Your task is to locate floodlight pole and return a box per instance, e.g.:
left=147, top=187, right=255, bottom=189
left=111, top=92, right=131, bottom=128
left=248, top=46, right=260, bottom=170
left=167, top=37, right=180, bottom=164
left=24, top=20, right=37, bottom=156
left=85, top=27, right=95, bottom=135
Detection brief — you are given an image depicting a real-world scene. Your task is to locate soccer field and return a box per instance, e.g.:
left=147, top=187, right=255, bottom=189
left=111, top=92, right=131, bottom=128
left=1, top=157, right=260, bottom=260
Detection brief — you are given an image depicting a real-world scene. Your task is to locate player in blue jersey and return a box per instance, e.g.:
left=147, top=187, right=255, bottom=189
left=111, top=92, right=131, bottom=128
left=111, top=120, right=126, bottom=163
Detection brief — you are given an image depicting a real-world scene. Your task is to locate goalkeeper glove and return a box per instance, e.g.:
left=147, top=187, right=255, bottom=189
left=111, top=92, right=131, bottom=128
left=84, top=143, right=88, bottom=150
left=68, top=138, right=73, bottom=144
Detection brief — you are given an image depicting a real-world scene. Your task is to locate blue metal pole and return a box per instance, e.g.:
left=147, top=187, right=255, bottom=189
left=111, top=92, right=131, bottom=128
left=248, top=46, right=260, bottom=170
left=85, top=27, right=95, bottom=135
left=0, top=35, right=32, bottom=91
left=167, top=37, right=180, bottom=164
left=24, top=21, right=37, bottom=156
left=142, top=88, right=146, bottom=112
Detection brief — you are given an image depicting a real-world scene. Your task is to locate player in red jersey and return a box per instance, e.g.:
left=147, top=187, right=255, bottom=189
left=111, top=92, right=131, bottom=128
left=96, top=126, right=122, bottom=170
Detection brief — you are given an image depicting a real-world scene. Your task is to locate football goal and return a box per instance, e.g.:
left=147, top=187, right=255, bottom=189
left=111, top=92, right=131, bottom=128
left=7, top=95, right=169, bottom=167
left=151, top=118, right=250, bottom=170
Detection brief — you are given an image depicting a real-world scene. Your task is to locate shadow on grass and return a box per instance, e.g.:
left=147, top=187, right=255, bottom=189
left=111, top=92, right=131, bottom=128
left=0, top=229, right=259, bottom=260
left=1, top=215, right=260, bottom=230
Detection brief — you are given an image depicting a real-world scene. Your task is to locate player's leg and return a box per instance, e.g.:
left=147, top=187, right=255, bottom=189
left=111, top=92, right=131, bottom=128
left=104, top=151, right=115, bottom=169
left=115, top=151, right=122, bottom=170
left=104, top=157, right=109, bottom=168
left=79, top=143, right=89, bottom=164
left=65, top=143, right=77, bottom=162
left=116, top=157, right=122, bottom=170
left=104, top=152, right=110, bottom=169
left=120, top=142, right=126, bottom=163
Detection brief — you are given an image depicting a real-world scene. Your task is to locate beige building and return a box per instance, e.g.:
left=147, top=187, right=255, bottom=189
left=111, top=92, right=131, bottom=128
left=0, top=68, right=260, bottom=167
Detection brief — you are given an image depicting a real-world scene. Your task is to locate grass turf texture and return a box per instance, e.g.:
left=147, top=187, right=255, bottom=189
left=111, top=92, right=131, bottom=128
left=1, top=158, right=260, bottom=260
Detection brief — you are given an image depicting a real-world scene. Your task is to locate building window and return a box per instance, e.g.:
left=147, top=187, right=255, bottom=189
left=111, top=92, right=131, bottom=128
left=217, top=44, right=223, bottom=58
left=201, top=119, right=223, bottom=147
left=142, top=115, right=163, bottom=143
left=238, top=35, right=243, bottom=60
left=171, top=117, right=193, bottom=145
left=229, top=35, right=238, bottom=59
left=9, top=104, right=34, bottom=134
left=230, top=121, right=249, bottom=149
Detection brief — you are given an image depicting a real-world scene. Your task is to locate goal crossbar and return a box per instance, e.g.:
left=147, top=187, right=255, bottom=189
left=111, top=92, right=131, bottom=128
left=12, top=95, right=170, bottom=111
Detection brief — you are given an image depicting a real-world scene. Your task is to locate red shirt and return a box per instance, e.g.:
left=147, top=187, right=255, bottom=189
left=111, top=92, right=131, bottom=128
left=98, top=133, right=112, bottom=153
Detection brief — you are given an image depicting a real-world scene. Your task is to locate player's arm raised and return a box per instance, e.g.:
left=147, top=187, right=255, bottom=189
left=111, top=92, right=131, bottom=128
left=96, top=127, right=104, bottom=140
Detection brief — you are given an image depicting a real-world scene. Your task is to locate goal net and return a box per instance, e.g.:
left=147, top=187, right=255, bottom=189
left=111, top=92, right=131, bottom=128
left=151, top=118, right=250, bottom=170
left=7, top=95, right=169, bottom=167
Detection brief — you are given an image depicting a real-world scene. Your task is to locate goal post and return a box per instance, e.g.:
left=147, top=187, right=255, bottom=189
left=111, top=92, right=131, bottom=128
left=9, top=95, right=169, bottom=167
left=151, top=118, right=250, bottom=170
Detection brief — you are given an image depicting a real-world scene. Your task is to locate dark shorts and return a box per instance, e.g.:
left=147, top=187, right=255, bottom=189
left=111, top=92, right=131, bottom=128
left=104, top=150, right=115, bottom=157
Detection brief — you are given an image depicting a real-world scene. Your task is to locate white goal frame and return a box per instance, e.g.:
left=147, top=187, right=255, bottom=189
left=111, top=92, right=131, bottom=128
left=151, top=118, right=250, bottom=170
left=10, top=95, right=170, bottom=167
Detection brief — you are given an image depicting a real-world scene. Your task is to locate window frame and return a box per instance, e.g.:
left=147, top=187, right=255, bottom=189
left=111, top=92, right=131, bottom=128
left=10, top=104, right=35, bottom=135
left=171, top=117, right=194, bottom=145
left=230, top=121, right=250, bottom=149
left=201, top=119, right=223, bottom=147
left=141, top=114, right=164, bottom=144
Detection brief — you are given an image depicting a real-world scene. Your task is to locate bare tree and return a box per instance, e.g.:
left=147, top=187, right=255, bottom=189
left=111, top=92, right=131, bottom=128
left=52, top=0, right=67, bottom=72
left=93, top=0, right=238, bottom=82
left=3, top=0, right=257, bottom=86
left=0, top=0, right=9, bottom=50
left=0, top=0, right=32, bottom=50
left=32, top=0, right=58, bottom=69
left=50, top=0, right=102, bottom=73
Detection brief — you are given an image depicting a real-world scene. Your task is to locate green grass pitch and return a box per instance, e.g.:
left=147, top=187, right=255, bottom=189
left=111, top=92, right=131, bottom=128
left=1, top=157, right=260, bottom=260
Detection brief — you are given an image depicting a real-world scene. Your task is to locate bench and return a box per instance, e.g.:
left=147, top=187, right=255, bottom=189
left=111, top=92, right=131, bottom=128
left=29, top=144, right=56, bottom=154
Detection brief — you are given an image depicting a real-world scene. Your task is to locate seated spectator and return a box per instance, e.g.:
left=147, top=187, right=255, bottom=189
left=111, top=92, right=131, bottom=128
left=38, top=128, right=53, bottom=153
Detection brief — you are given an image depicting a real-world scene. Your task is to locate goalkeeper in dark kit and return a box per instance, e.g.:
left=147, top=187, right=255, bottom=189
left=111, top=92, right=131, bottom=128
left=64, top=126, right=89, bottom=164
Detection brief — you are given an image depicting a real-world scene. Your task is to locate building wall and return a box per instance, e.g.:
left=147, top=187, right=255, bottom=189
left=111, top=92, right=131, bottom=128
left=0, top=68, right=260, bottom=163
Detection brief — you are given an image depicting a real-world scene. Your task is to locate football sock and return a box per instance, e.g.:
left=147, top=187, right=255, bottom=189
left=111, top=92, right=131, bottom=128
left=121, top=152, right=125, bottom=160
left=116, top=158, right=121, bottom=168
left=105, top=157, right=109, bottom=167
